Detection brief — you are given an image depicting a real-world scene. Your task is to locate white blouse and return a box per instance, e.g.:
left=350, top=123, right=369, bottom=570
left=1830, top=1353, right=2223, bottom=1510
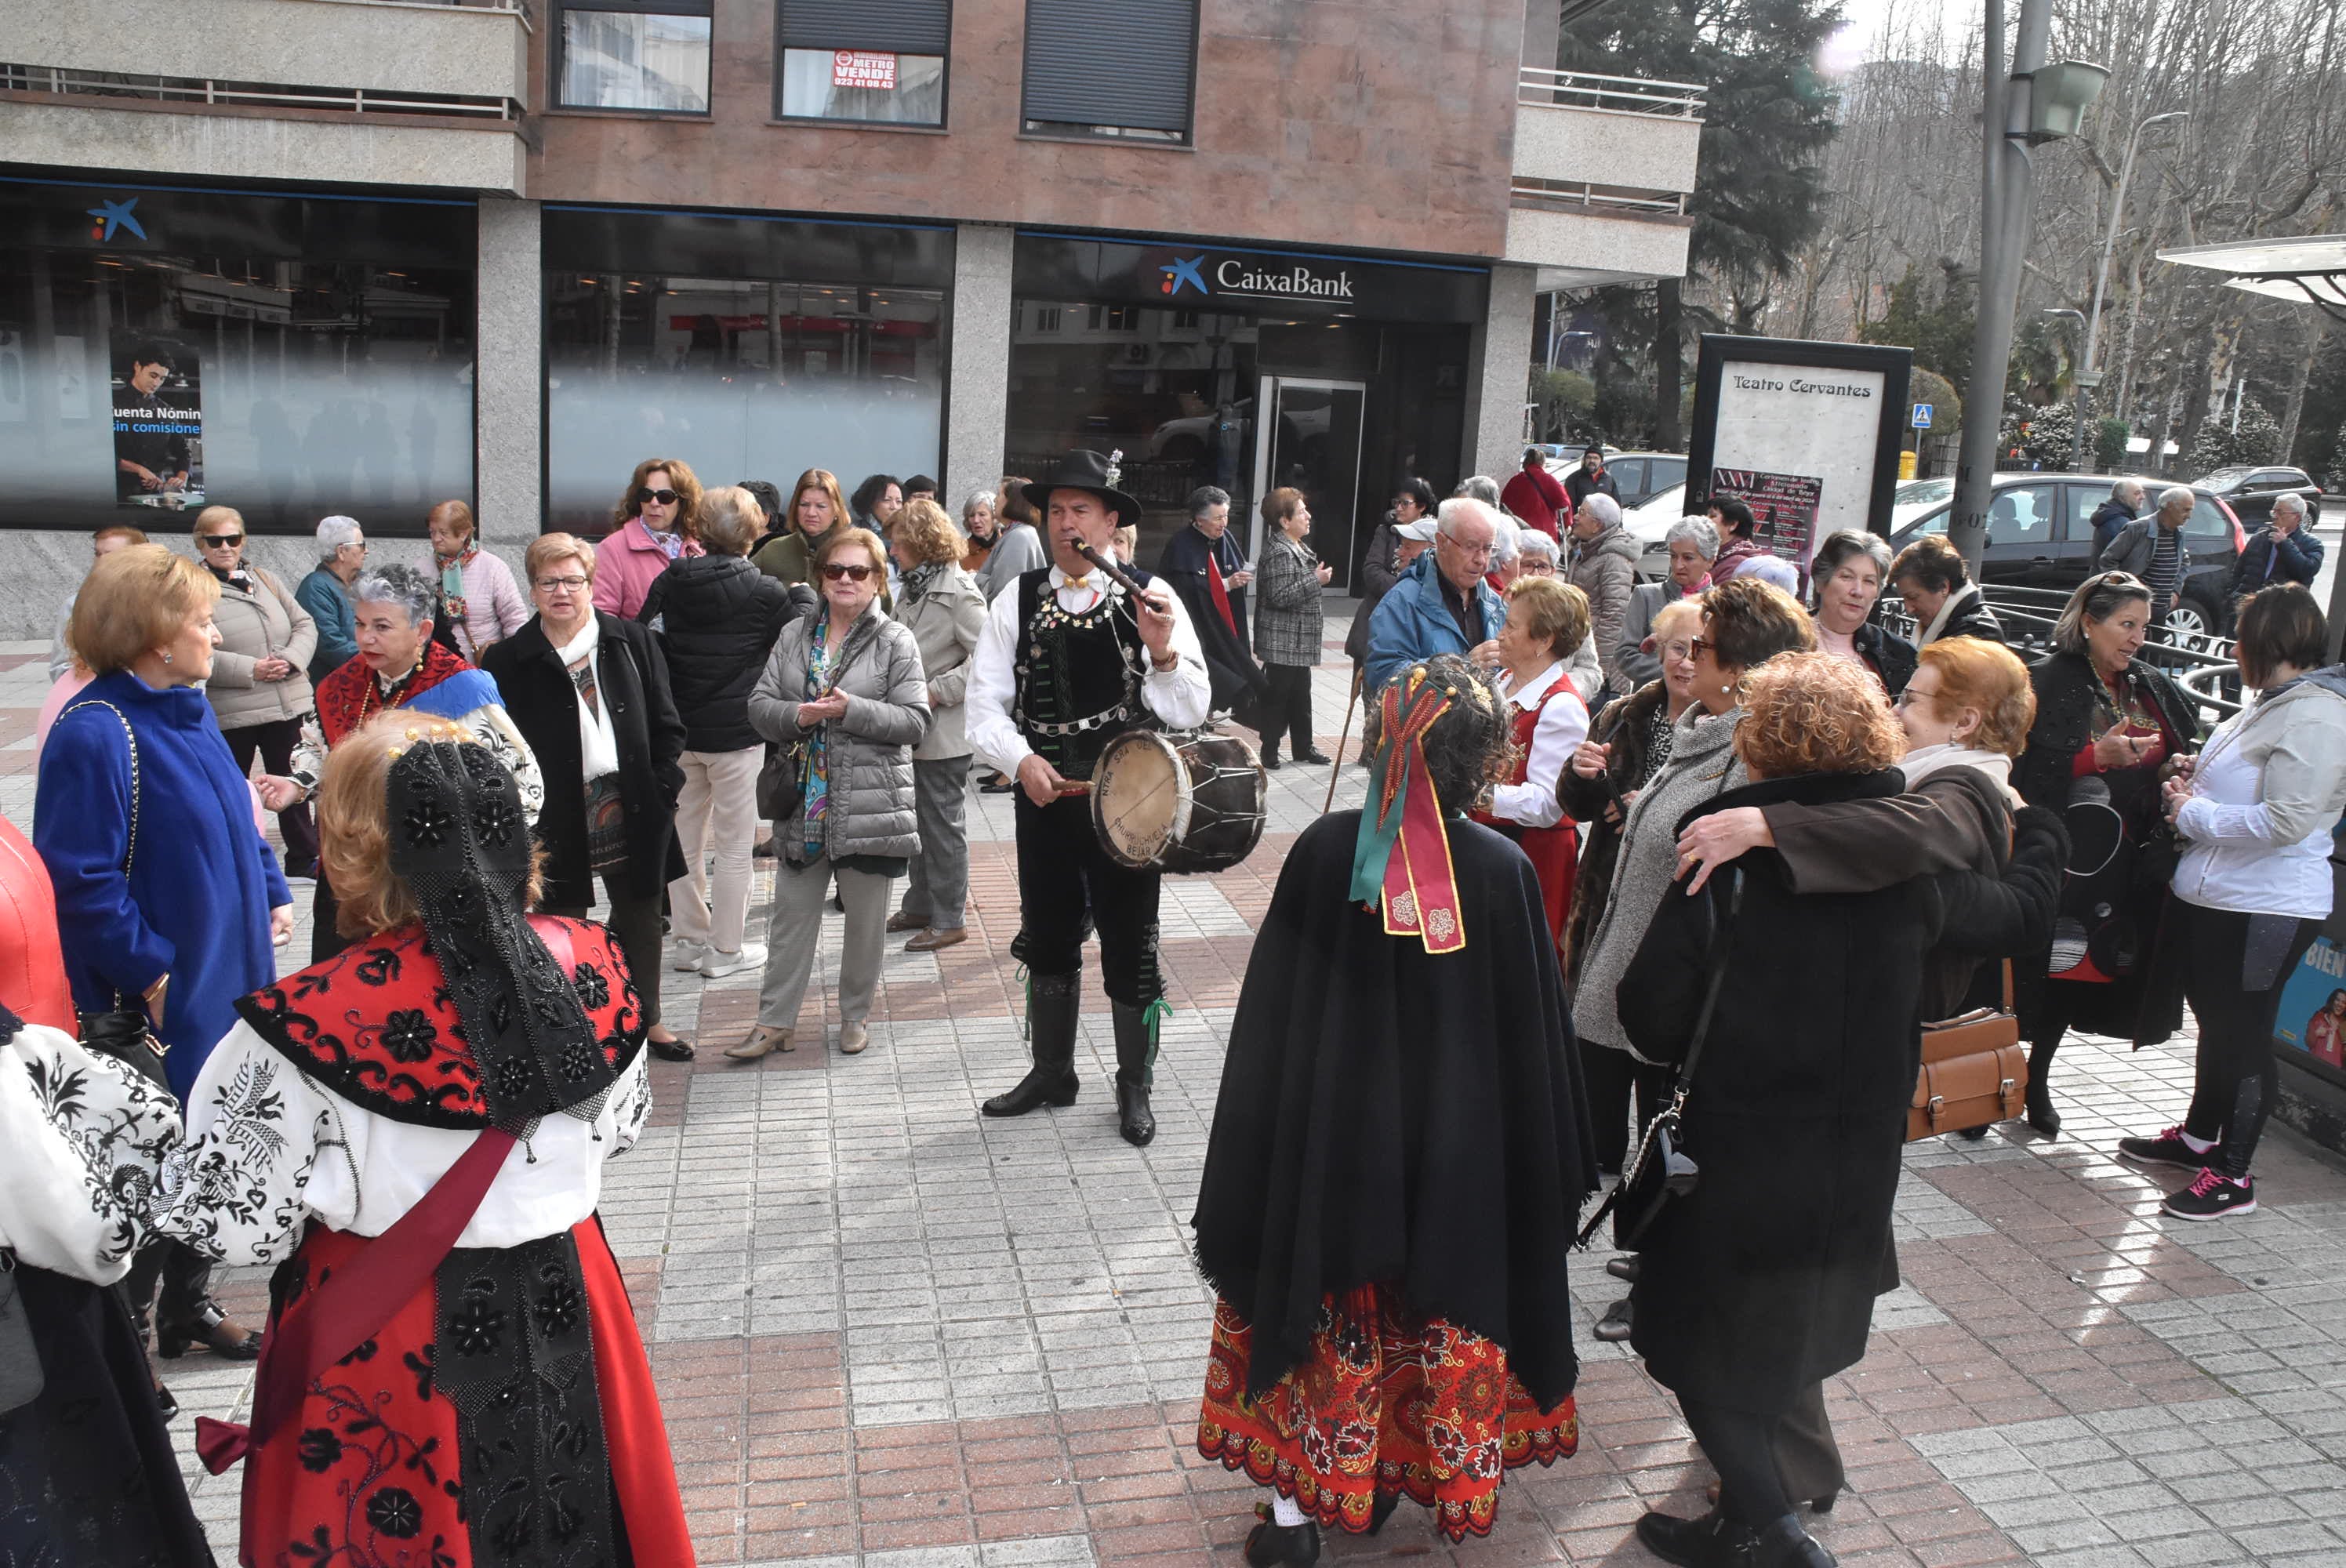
left=156, top=1020, right=652, bottom=1265
left=0, top=1021, right=181, bottom=1285
left=1488, top=661, right=1589, bottom=829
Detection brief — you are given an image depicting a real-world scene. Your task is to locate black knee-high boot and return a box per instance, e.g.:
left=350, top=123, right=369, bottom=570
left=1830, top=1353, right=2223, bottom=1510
left=2025, top=1036, right=2061, bottom=1137
left=983, top=972, right=1080, bottom=1116
left=1111, top=1000, right=1157, bottom=1146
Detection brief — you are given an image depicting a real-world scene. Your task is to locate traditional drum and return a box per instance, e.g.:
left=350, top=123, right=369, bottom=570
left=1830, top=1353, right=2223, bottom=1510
left=1091, top=728, right=1267, bottom=873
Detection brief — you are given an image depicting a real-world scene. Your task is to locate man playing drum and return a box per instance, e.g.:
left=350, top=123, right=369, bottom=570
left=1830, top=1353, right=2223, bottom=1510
left=968, top=449, right=1210, bottom=1145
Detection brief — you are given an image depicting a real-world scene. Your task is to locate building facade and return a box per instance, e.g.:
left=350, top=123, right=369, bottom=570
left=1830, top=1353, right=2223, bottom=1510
left=0, top=0, right=1700, bottom=624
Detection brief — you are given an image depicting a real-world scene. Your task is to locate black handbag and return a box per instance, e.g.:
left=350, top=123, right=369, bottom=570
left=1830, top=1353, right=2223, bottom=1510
left=1578, top=867, right=1743, bottom=1252
left=59, top=699, right=170, bottom=1091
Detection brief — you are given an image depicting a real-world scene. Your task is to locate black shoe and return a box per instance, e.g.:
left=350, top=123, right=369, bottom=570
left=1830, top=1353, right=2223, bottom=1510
left=648, top=1034, right=695, bottom=1062
left=2161, top=1167, right=2257, bottom=1221
left=1752, top=1512, right=1836, bottom=1566
left=1593, top=1296, right=1633, bottom=1342
left=1262, top=753, right=1283, bottom=770
left=1244, top=1519, right=1320, bottom=1567
left=1635, top=1510, right=1756, bottom=1567
left=979, top=775, right=1019, bottom=795
left=2119, top=1123, right=2210, bottom=1170
left=157, top=1301, right=262, bottom=1361
left=1295, top=750, right=1334, bottom=765
left=984, top=975, right=1080, bottom=1116
left=1606, top=1254, right=1640, bottom=1283
left=2025, top=1081, right=2061, bottom=1138
left=1367, top=1490, right=1400, bottom=1535
left=1116, top=1078, right=1156, bottom=1146
left=154, top=1382, right=179, bottom=1423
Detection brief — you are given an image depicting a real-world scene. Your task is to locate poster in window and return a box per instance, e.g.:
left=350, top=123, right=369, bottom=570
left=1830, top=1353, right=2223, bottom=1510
left=832, top=51, right=897, bottom=91
left=1710, top=467, right=1822, bottom=579
left=112, top=338, right=204, bottom=510
left=2272, top=843, right=2346, bottom=1080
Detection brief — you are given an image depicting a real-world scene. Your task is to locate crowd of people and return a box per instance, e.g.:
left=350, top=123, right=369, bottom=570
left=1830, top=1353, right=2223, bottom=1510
left=2, top=445, right=2342, bottom=1568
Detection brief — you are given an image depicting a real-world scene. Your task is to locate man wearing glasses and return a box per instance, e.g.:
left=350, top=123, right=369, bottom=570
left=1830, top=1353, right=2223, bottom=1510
left=966, top=450, right=1209, bottom=1148
left=296, top=515, right=368, bottom=682
left=1363, top=496, right=1508, bottom=692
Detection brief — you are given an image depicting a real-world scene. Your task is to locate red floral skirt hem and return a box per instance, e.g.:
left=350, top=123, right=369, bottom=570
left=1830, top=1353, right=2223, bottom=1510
left=1196, top=1287, right=1577, bottom=1542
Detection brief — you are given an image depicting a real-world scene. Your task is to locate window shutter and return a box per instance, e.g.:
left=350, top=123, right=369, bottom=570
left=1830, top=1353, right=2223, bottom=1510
left=780, top=0, right=951, bottom=54
left=1021, top=0, right=1197, bottom=135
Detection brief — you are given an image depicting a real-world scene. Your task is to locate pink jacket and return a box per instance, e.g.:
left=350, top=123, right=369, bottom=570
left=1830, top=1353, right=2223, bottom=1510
left=593, top=517, right=704, bottom=620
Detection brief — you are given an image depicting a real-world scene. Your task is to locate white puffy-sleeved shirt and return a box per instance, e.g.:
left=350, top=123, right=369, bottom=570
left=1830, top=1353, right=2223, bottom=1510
left=156, top=1020, right=651, bottom=1265
left=966, top=564, right=1211, bottom=778
left=0, top=1018, right=182, bottom=1284
left=1487, top=659, right=1589, bottom=829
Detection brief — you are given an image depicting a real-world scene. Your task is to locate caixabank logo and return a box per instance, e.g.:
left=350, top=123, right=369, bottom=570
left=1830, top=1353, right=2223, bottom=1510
left=87, top=196, right=147, bottom=242
left=1153, top=249, right=1356, bottom=304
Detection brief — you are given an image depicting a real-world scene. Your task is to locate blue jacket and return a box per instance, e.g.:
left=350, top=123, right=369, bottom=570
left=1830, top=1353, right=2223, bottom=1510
left=1364, top=551, right=1504, bottom=691
left=36, top=670, right=289, bottom=1100
left=296, top=567, right=358, bottom=682
left=2230, top=525, right=2324, bottom=596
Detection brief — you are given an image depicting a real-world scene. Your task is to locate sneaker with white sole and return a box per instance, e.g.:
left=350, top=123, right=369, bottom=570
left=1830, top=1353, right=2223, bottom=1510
left=670, top=942, right=710, bottom=973
left=2118, top=1124, right=2212, bottom=1170
left=699, top=942, right=767, bottom=980
left=2162, top=1167, right=2256, bottom=1221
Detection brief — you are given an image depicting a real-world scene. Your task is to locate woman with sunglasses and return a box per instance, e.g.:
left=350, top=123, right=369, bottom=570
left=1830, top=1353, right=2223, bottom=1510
left=594, top=457, right=706, bottom=619
left=736, top=528, right=928, bottom=1060
left=482, top=535, right=695, bottom=1061
left=2007, top=571, right=2201, bottom=1135
left=193, top=504, right=322, bottom=882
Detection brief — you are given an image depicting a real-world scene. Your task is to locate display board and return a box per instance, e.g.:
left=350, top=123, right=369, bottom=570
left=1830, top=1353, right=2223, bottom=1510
left=1687, top=336, right=1912, bottom=584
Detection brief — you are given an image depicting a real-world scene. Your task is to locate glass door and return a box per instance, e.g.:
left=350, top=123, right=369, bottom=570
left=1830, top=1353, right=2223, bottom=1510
left=1248, top=376, right=1367, bottom=590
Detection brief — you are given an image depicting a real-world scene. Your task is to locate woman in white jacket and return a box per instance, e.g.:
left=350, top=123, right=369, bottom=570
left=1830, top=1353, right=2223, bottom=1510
left=2119, top=586, right=2346, bottom=1219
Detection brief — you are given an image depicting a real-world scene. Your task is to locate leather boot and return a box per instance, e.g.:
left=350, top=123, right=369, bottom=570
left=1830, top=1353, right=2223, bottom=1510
left=2025, top=1040, right=2061, bottom=1137
left=1111, top=1000, right=1157, bottom=1146
left=983, top=972, right=1080, bottom=1116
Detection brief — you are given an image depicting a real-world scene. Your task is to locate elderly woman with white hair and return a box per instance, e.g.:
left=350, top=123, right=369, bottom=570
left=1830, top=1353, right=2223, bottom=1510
left=2098, top=484, right=2195, bottom=626
left=295, top=514, right=367, bottom=682
left=1568, top=491, right=1642, bottom=701
left=1516, top=528, right=1560, bottom=575
left=958, top=487, right=999, bottom=574
left=1618, top=516, right=1718, bottom=688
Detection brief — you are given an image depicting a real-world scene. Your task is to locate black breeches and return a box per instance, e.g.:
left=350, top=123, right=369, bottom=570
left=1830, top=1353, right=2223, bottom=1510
left=1010, top=793, right=1164, bottom=1007
left=1678, top=1396, right=1794, bottom=1526
left=2176, top=900, right=2319, bottom=1178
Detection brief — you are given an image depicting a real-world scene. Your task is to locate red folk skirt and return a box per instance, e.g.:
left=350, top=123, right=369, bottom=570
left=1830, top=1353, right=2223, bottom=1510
left=238, top=1216, right=692, bottom=1568
left=1197, top=1287, right=1578, bottom=1542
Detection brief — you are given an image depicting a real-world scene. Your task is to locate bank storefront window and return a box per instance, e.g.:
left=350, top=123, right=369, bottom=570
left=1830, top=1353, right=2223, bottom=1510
left=0, top=177, right=476, bottom=535
left=543, top=207, right=951, bottom=535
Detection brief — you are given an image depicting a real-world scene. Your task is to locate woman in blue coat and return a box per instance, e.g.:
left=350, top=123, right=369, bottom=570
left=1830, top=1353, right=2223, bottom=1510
left=37, top=543, right=291, bottom=1366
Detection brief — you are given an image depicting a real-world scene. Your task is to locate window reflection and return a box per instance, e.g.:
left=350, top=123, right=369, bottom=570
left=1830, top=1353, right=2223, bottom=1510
left=560, top=11, right=712, bottom=113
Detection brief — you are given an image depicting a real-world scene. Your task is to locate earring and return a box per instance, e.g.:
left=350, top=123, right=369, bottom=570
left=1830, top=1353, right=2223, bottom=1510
left=162, top=651, right=172, bottom=665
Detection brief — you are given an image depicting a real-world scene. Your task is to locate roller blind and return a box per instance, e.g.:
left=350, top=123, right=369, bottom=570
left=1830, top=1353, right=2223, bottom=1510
left=779, top=0, right=951, bottom=54
left=1020, top=0, right=1197, bottom=135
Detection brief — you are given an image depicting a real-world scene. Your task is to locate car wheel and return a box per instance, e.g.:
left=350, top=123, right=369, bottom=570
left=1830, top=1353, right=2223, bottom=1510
left=2164, top=596, right=2215, bottom=641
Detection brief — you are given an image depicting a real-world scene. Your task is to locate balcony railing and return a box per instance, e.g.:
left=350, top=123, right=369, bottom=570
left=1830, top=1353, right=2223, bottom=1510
left=0, top=64, right=521, bottom=121
left=1510, top=176, right=1688, bottom=217
left=1520, top=66, right=1705, bottom=119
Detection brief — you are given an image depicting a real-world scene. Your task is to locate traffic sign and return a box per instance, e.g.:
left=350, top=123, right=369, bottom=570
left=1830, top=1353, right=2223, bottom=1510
left=1912, top=402, right=1934, bottom=430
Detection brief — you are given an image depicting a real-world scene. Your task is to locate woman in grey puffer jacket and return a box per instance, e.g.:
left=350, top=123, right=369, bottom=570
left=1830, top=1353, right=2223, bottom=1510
left=741, top=527, right=929, bottom=1059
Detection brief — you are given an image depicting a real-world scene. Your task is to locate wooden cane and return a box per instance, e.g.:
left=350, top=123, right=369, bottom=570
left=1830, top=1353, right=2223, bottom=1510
left=1322, top=666, right=1363, bottom=814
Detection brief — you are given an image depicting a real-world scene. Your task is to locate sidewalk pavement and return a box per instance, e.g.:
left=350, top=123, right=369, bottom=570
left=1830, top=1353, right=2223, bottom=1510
left=5, top=621, right=2344, bottom=1568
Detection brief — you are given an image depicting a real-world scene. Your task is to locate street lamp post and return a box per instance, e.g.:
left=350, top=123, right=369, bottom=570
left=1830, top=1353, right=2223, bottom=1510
left=2044, top=307, right=2087, bottom=468
left=2083, top=111, right=2190, bottom=399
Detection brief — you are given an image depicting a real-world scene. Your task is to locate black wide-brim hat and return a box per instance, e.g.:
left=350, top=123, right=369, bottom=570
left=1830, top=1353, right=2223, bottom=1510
left=1023, top=449, right=1142, bottom=527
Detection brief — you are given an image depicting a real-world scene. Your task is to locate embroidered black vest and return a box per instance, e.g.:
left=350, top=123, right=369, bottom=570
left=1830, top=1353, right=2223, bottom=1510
left=1012, top=565, right=1155, bottom=779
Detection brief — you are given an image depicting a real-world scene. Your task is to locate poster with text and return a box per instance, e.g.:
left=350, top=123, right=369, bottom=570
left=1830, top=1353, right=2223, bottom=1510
left=2273, top=844, right=2346, bottom=1080
left=112, top=338, right=204, bottom=510
left=1688, top=337, right=1910, bottom=576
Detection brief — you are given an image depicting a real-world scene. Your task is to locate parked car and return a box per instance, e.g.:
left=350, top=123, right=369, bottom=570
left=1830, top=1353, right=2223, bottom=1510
left=1589, top=451, right=1688, bottom=510
left=2193, top=464, right=2323, bottom=527
left=1888, top=472, right=2246, bottom=637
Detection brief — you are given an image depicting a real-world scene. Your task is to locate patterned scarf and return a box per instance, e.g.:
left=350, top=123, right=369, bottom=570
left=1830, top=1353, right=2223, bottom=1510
left=801, top=620, right=838, bottom=859
left=437, top=544, right=478, bottom=625
left=316, top=637, right=474, bottom=746
left=901, top=561, right=947, bottom=603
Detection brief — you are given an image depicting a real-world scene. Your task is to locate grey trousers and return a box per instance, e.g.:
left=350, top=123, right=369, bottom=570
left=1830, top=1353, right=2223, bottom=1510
left=899, top=755, right=972, bottom=929
left=759, top=853, right=894, bottom=1031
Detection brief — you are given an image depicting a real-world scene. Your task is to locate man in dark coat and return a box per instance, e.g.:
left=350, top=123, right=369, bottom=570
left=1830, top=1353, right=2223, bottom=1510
left=1192, top=656, right=1596, bottom=1559
left=2088, top=478, right=2144, bottom=559
left=1563, top=447, right=1620, bottom=514
left=1157, top=485, right=1267, bottom=728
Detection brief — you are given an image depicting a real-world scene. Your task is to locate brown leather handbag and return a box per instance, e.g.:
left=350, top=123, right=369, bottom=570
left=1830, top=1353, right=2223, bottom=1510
left=1907, top=961, right=2027, bottom=1141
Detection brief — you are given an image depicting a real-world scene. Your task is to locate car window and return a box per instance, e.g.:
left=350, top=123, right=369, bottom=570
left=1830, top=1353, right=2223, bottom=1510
left=1610, top=459, right=1645, bottom=495
left=1894, top=479, right=1954, bottom=507
left=2198, top=466, right=2251, bottom=491
left=1649, top=457, right=1687, bottom=492
left=1898, top=507, right=1950, bottom=540
left=1985, top=485, right=2057, bottom=545
left=2185, top=497, right=2234, bottom=543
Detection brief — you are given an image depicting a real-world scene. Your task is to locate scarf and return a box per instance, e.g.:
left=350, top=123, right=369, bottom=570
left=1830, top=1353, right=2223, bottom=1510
left=1349, top=666, right=1469, bottom=953
left=548, top=616, right=620, bottom=783
left=438, top=544, right=478, bottom=624
left=316, top=638, right=473, bottom=746
left=901, top=561, right=947, bottom=603
left=1898, top=741, right=2020, bottom=806
left=1919, top=584, right=1978, bottom=645
left=205, top=561, right=253, bottom=593
left=801, top=619, right=842, bottom=858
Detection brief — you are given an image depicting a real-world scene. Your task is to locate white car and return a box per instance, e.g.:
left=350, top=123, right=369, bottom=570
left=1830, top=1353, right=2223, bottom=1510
left=1623, top=477, right=1958, bottom=580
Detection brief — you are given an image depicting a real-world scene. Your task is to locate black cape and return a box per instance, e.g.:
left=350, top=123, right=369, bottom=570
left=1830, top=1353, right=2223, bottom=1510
left=1158, top=526, right=1267, bottom=723
left=1190, top=811, right=1596, bottom=1413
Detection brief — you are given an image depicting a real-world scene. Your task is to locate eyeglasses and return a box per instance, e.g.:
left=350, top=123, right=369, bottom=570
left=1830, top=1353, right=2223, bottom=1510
left=635, top=487, right=682, bottom=506
left=821, top=562, right=875, bottom=583
left=534, top=575, right=590, bottom=593
left=1444, top=537, right=1494, bottom=560
left=1660, top=640, right=1695, bottom=662
left=200, top=532, right=244, bottom=547
left=1688, top=636, right=1715, bottom=660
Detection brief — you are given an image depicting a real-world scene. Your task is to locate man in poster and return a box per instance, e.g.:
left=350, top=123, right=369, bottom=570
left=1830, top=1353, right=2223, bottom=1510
left=113, top=341, right=199, bottom=505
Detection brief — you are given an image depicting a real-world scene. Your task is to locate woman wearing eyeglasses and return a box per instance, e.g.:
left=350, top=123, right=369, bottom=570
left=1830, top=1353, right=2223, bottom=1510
left=593, top=457, right=706, bottom=619
left=736, top=528, right=929, bottom=1060
left=193, top=505, right=321, bottom=881
left=481, top=535, right=695, bottom=1061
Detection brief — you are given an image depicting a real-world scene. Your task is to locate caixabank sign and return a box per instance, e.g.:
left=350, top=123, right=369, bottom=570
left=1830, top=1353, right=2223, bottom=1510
left=1014, top=230, right=1486, bottom=325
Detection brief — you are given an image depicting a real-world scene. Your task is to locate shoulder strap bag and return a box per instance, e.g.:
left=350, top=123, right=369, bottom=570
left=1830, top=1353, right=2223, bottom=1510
left=58, top=700, right=169, bottom=1090
left=1577, top=867, right=1744, bottom=1251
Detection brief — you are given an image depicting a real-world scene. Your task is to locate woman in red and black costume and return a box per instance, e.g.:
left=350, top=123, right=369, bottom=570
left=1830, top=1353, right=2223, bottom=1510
left=1192, top=655, right=1597, bottom=1563
left=155, top=713, right=690, bottom=1567
left=1469, top=575, right=1591, bottom=956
